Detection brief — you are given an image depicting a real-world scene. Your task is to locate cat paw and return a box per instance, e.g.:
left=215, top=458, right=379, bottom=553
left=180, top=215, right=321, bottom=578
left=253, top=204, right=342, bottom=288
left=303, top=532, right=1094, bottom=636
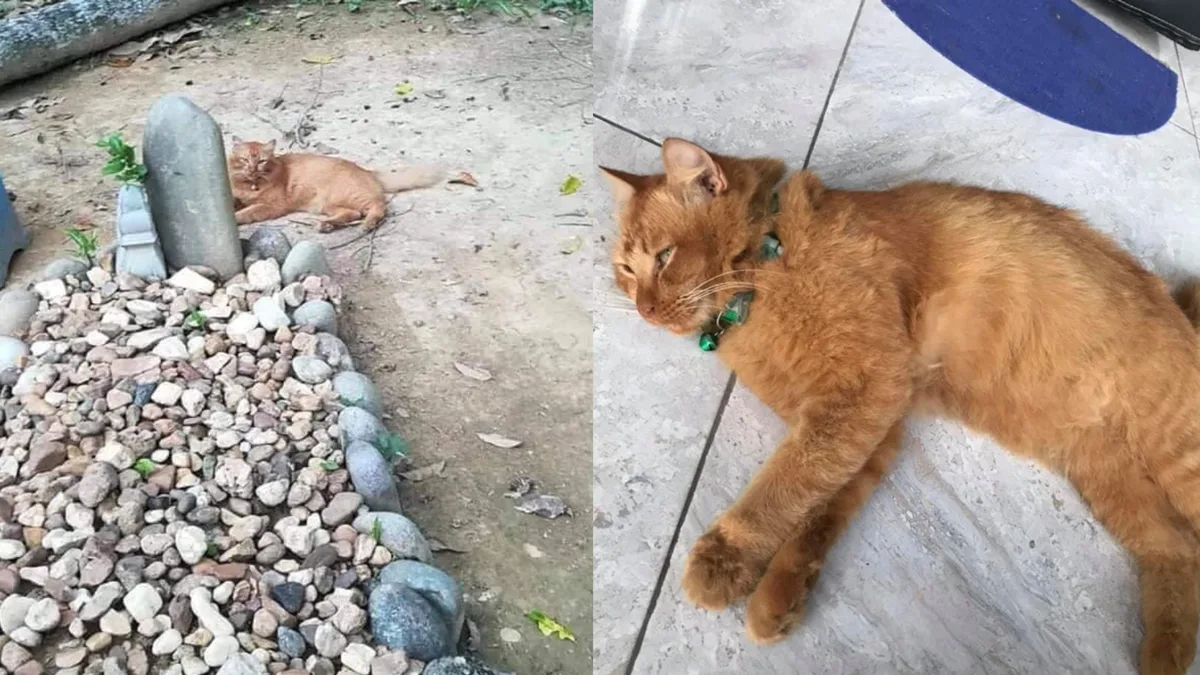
left=681, top=529, right=758, bottom=610
left=745, top=576, right=807, bottom=645
left=316, top=221, right=335, bottom=233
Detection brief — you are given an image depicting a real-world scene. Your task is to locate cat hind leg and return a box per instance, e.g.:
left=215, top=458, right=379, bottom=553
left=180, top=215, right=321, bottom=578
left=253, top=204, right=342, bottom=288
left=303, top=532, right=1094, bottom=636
left=1074, top=453, right=1199, bottom=675
left=316, top=208, right=363, bottom=233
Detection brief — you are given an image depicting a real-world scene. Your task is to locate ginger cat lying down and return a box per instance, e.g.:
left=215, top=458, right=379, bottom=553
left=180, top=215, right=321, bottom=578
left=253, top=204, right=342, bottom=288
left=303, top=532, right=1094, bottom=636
left=602, top=139, right=1200, bottom=675
left=227, top=139, right=443, bottom=232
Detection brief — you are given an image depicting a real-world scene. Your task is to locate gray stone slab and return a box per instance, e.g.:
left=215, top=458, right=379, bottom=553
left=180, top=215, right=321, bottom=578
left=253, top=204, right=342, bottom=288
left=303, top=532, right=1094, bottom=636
left=592, top=125, right=732, bottom=675
left=594, top=0, right=862, bottom=154
left=1178, top=45, right=1200, bottom=144
left=630, top=1, right=1200, bottom=673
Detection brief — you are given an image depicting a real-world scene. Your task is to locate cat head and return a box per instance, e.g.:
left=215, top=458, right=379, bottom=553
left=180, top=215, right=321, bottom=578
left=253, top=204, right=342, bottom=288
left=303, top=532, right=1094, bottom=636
left=600, top=138, right=786, bottom=335
left=228, top=138, right=278, bottom=185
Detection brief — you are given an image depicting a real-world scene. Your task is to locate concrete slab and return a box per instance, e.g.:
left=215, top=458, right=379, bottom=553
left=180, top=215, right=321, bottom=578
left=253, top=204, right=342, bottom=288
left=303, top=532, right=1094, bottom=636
left=1178, top=45, right=1200, bottom=146
left=626, top=0, right=1200, bottom=673
left=592, top=124, right=733, bottom=675
left=594, top=0, right=862, bottom=153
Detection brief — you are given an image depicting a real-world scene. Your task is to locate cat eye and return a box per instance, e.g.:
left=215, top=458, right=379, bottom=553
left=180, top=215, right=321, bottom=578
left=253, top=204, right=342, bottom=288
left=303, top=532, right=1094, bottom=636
left=655, top=246, right=675, bottom=269
left=617, top=263, right=634, bottom=276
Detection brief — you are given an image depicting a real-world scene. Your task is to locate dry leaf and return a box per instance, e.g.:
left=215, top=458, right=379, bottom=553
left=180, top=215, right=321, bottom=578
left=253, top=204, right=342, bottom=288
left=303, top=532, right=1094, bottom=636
left=449, top=171, right=479, bottom=188
left=400, top=461, right=446, bottom=482
left=477, top=433, right=522, bottom=449
left=504, top=476, right=534, bottom=499
left=560, top=236, right=583, bottom=255
left=302, top=54, right=338, bottom=65
left=454, top=362, right=492, bottom=381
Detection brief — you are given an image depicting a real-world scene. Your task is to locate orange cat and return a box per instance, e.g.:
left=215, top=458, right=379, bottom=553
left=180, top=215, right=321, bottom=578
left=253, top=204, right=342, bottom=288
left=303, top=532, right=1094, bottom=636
left=227, top=139, right=443, bottom=232
left=602, top=139, right=1200, bottom=675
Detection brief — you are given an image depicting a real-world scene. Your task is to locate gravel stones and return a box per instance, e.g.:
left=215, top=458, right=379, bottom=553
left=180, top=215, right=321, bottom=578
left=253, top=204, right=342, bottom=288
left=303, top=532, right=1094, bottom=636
left=167, top=267, right=217, bottom=295
left=333, top=371, right=381, bottom=416
left=246, top=258, right=283, bottom=291
left=269, top=582, right=306, bottom=614
left=0, top=289, right=38, bottom=337
left=281, top=241, right=331, bottom=284
left=0, top=336, right=27, bottom=371
left=175, top=526, right=207, bottom=564
left=338, top=407, right=386, bottom=448
left=77, top=462, right=119, bottom=507
left=377, top=561, right=464, bottom=643
left=345, top=442, right=403, bottom=514
left=245, top=227, right=292, bottom=265
left=369, top=584, right=451, bottom=661
left=276, top=626, right=305, bottom=658
left=321, top=492, right=363, bottom=527
left=292, top=355, right=333, bottom=384
left=0, top=596, right=34, bottom=635
left=190, top=588, right=234, bottom=637
left=252, top=296, right=290, bottom=331
left=124, top=584, right=162, bottom=623
left=353, top=513, right=431, bottom=563
left=23, top=598, right=59, bottom=632
left=293, top=300, right=337, bottom=335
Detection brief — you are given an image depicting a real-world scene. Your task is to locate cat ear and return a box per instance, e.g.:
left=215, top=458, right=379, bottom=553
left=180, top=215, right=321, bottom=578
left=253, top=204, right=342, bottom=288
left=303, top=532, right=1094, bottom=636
left=231, top=135, right=243, bottom=147
left=599, top=167, right=645, bottom=206
left=264, top=140, right=276, bottom=154
left=661, top=138, right=727, bottom=198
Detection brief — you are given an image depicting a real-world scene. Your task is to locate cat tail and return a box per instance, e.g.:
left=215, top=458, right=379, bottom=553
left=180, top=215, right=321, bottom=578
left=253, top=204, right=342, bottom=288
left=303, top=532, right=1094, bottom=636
left=371, top=166, right=445, bottom=193
left=1171, top=278, right=1200, bottom=331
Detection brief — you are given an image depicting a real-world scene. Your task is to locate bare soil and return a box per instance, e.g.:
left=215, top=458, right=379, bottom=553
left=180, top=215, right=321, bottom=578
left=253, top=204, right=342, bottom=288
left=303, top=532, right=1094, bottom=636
left=0, top=3, right=592, bottom=673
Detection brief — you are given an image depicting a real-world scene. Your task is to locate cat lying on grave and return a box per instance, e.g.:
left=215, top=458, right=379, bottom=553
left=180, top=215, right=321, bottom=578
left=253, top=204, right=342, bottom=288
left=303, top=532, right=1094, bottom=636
left=602, top=138, right=1200, bottom=675
left=227, top=139, right=443, bottom=232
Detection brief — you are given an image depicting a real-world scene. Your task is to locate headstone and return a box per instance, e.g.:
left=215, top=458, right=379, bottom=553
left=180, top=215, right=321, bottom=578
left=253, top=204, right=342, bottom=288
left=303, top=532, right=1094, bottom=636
left=143, top=94, right=242, bottom=279
left=114, top=185, right=167, bottom=280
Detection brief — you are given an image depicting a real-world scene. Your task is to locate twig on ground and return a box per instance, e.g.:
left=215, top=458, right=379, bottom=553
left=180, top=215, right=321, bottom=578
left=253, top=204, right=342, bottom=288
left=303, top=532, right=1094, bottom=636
left=289, top=67, right=324, bottom=148
left=546, top=39, right=590, bottom=70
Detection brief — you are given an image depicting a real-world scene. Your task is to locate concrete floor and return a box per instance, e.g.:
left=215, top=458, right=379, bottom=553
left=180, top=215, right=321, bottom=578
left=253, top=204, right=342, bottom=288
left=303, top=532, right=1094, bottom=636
left=593, top=1, right=1200, bottom=674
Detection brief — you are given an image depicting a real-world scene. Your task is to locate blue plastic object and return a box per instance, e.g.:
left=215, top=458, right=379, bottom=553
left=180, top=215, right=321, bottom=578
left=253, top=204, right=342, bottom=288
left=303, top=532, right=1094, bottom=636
left=0, top=174, right=30, bottom=288
left=884, top=0, right=1177, bottom=135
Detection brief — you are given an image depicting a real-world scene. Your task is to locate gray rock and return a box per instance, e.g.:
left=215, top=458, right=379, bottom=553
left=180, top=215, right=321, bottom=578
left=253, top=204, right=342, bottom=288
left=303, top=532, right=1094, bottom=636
left=245, top=258, right=282, bottom=291
left=292, top=355, right=333, bottom=385
left=424, top=657, right=508, bottom=675
left=276, top=626, right=305, bottom=658
left=313, top=622, right=347, bottom=658
left=216, top=652, right=267, bottom=675
left=314, top=332, right=354, bottom=371
left=345, top=441, right=403, bottom=514
left=377, top=561, right=464, bottom=644
left=0, top=336, right=27, bottom=372
left=39, top=257, right=88, bottom=281
left=352, top=512, right=431, bottom=563
left=0, top=289, right=38, bottom=337
left=338, top=407, right=386, bottom=447
left=244, top=227, right=291, bottom=265
left=252, top=296, right=290, bottom=331
left=321, top=492, right=363, bottom=527
left=78, top=462, right=119, bottom=507
left=368, top=583, right=451, bottom=661
left=293, top=300, right=337, bottom=335
left=333, top=371, right=381, bottom=416
left=0, top=595, right=33, bottom=635
left=281, top=241, right=331, bottom=284
left=143, top=94, right=241, bottom=278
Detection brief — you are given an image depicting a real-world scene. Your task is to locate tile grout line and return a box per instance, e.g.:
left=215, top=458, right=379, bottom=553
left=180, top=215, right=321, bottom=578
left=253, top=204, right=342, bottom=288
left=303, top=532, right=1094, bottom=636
left=594, top=114, right=662, bottom=147
left=623, top=371, right=737, bottom=675
left=614, top=1, right=868, bottom=671
left=803, top=0, right=866, bottom=170
left=1174, top=43, right=1200, bottom=161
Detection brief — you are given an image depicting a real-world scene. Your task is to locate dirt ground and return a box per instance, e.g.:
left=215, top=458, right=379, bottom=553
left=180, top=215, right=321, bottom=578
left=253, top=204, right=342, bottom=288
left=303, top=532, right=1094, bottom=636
left=0, top=3, right=592, bottom=674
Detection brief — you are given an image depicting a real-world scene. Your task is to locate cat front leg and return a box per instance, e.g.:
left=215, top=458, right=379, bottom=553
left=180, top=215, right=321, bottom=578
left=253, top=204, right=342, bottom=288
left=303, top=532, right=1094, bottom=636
left=681, top=378, right=910, bottom=611
left=235, top=203, right=291, bottom=225
left=745, top=421, right=905, bottom=643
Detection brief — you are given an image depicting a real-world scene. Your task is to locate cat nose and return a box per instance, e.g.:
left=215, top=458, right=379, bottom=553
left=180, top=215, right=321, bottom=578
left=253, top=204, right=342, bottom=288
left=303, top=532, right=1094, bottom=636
left=637, top=302, right=656, bottom=319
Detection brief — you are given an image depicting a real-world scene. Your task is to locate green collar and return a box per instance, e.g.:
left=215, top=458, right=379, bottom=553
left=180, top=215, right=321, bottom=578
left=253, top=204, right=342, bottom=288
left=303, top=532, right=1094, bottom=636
left=698, top=230, right=782, bottom=351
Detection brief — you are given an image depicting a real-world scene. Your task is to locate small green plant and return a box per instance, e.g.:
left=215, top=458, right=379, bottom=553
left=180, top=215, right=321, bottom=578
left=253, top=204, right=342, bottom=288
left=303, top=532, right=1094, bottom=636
left=320, top=459, right=339, bottom=472
left=370, top=517, right=383, bottom=543
left=184, top=309, right=208, bottom=330
left=338, top=395, right=362, bottom=407
left=132, top=458, right=155, bottom=478
left=96, top=133, right=147, bottom=184
left=206, top=541, right=219, bottom=558
left=376, top=431, right=409, bottom=461
left=65, top=227, right=99, bottom=265
left=346, top=0, right=363, bottom=11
